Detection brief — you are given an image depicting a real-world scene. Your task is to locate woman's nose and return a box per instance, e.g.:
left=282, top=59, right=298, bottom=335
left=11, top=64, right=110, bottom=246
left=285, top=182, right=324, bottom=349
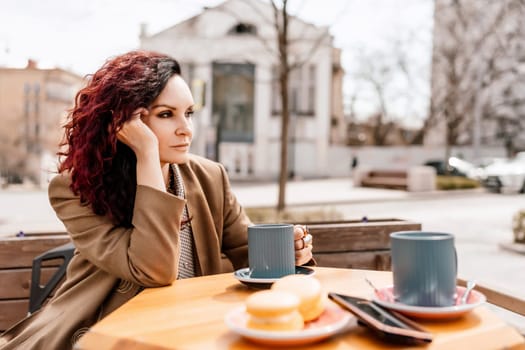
left=175, top=117, right=192, bottom=136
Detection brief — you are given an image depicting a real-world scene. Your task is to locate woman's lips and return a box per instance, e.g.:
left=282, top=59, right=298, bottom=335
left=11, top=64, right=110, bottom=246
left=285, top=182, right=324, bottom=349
left=171, top=144, right=189, bottom=151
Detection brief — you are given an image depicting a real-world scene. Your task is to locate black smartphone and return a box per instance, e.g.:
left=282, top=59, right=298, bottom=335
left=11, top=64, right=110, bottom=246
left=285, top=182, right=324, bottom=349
left=328, top=292, right=433, bottom=344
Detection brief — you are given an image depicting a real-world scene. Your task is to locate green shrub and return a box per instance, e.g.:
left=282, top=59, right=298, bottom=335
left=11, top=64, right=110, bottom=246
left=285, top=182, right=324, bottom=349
left=244, top=207, right=343, bottom=224
left=436, top=176, right=480, bottom=190
left=513, top=210, right=525, bottom=243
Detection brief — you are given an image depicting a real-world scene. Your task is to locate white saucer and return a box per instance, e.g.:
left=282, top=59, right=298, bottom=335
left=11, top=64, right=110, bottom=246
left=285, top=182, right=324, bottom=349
left=372, top=285, right=486, bottom=320
left=233, top=266, right=315, bottom=289
left=224, top=304, right=353, bottom=346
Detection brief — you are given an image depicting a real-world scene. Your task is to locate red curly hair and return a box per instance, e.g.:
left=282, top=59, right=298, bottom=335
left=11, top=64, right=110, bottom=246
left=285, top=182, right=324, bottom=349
left=58, top=50, right=181, bottom=226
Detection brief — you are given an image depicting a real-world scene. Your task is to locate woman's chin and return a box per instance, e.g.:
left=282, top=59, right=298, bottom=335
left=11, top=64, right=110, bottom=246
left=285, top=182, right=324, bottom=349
left=163, top=153, right=189, bottom=165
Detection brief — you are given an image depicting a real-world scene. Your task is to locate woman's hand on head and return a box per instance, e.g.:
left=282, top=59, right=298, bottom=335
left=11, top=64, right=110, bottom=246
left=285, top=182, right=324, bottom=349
left=117, top=108, right=159, bottom=160
left=117, top=108, right=166, bottom=191
left=293, top=225, right=313, bottom=266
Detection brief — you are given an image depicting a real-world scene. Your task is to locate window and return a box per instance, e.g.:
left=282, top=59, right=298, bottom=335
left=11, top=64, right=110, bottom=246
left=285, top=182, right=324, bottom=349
left=289, top=68, right=300, bottom=113
left=271, top=66, right=281, bottom=114
left=271, top=64, right=316, bottom=116
left=45, top=81, right=76, bottom=102
left=212, top=63, right=255, bottom=143
left=228, top=23, right=257, bottom=35
left=307, top=65, right=316, bottom=114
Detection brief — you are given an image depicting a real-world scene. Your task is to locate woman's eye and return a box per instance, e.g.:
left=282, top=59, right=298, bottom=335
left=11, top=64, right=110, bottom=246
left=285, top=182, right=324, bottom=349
left=185, top=111, right=194, bottom=118
left=158, top=111, right=172, bottom=118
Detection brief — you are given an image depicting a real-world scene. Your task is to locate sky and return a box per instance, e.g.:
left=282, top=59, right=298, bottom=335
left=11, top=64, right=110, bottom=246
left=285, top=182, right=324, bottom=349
left=0, top=0, right=434, bottom=126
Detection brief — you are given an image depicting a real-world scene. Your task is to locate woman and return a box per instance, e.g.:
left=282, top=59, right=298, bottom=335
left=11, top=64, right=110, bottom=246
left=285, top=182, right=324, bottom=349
left=0, top=50, right=313, bottom=349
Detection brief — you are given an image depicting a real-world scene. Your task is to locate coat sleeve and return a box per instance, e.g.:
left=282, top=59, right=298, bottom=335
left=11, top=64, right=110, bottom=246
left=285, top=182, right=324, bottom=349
left=217, top=165, right=251, bottom=270
left=48, top=174, right=185, bottom=287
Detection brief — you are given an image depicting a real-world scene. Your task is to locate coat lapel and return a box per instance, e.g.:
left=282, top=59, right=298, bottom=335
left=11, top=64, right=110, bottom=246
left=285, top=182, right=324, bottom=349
left=178, top=164, right=223, bottom=276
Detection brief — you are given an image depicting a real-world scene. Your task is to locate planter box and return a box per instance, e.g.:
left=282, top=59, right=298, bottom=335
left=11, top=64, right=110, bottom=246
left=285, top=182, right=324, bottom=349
left=0, top=232, right=71, bottom=331
left=305, top=218, right=421, bottom=270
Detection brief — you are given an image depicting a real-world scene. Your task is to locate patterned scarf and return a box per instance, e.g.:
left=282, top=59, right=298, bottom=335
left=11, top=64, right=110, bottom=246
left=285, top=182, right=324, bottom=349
left=168, top=164, right=195, bottom=279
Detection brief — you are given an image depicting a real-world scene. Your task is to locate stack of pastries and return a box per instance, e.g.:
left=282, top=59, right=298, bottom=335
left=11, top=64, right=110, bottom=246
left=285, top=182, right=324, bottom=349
left=245, top=275, right=325, bottom=331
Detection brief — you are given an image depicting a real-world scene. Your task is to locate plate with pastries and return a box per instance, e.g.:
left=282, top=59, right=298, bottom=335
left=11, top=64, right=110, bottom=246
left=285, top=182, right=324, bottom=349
left=224, top=274, right=354, bottom=346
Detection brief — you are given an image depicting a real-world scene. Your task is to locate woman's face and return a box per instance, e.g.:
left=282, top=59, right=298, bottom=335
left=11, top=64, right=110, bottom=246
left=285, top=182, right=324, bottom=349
left=142, top=75, right=195, bottom=165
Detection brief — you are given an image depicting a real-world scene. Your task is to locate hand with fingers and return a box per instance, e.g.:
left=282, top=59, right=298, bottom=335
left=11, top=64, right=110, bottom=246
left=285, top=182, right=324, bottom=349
left=116, top=108, right=158, bottom=158
left=116, top=107, right=165, bottom=191
left=293, top=225, right=313, bottom=266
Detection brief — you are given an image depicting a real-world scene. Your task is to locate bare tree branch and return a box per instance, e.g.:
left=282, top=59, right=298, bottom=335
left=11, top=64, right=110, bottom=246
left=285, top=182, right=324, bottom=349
left=431, top=0, right=525, bottom=158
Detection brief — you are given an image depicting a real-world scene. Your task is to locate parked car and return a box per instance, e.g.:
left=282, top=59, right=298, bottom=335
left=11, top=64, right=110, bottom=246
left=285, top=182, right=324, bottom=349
left=424, top=157, right=481, bottom=178
left=480, top=157, right=525, bottom=193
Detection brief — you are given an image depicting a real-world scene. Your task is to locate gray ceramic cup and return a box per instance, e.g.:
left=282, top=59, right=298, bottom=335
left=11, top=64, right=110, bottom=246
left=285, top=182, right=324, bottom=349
left=390, top=231, right=457, bottom=307
left=248, top=224, right=295, bottom=279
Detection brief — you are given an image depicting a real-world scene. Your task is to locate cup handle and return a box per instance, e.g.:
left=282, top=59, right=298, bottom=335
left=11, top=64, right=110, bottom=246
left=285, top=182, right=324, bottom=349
left=454, top=248, right=458, bottom=280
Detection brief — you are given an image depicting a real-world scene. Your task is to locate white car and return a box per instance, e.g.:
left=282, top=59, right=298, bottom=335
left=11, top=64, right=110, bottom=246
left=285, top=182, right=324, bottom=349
left=448, top=157, right=485, bottom=180
left=480, top=156, right=525, bottom=193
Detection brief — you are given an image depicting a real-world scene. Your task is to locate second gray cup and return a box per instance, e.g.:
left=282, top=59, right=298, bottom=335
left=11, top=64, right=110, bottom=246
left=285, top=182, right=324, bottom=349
left=390, top=231, right=457, bottom=307
left=248, top=224, right=295, bottom=279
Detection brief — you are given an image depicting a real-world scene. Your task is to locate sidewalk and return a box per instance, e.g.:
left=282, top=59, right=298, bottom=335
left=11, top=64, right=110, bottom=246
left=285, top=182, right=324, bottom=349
left=233, top=177, right=407, bottom=208
left=0, top=177, right=488, bottom=237
left=231, top=177, right=484, bottom=208
left=2, top=179, right=403, bottom=236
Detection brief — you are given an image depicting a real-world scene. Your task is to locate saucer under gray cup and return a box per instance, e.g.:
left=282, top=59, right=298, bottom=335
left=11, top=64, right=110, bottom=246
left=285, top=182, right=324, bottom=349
left=248, top=223, right=295, bottom=279
left=390, top=231, right=457, bottom=307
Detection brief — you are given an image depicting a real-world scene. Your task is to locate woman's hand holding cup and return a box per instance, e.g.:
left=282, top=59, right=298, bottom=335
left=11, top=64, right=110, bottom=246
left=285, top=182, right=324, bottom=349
left=294, top=225, right=313, bottom=266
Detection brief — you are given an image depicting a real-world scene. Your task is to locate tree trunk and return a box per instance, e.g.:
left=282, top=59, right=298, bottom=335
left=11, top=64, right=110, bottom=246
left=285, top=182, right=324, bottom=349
left=276, top=1, right=290, bottom=212
left=277, top=70, right=290, bottom=211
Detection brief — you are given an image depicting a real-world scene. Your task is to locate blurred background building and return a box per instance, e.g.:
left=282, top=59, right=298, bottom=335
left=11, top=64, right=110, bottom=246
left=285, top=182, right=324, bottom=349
left=426, top=0, right=525, bottom=159
left=1, top=0, right=525, bottom=185
left=140, top=0, right=344, bottom=180
left=0, top=60, right=83, bottom=186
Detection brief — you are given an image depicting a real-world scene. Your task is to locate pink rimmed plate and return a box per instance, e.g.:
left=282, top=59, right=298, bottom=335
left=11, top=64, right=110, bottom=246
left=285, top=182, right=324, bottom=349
left=372, top=285, right=486, bottom=320
left=224, top=304, right=353, bottom=346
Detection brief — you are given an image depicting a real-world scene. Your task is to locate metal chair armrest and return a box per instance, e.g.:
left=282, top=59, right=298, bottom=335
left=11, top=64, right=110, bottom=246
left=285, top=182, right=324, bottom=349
left=28, top=242, right=75, bottom=314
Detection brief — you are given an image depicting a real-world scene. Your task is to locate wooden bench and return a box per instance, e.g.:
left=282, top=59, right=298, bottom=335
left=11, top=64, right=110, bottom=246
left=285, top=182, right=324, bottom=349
left=306, top=218, right=420, bottom=270
left=0, top=231, right=234, bottom=332
left=0, top=232, right=71, bottom=331
left=360, top=170, right=408, bottom=190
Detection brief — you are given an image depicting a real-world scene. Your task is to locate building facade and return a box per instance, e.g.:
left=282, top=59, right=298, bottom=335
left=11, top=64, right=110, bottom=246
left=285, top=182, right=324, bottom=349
left=426, top=0, right=525, bottom=158
left=0, top=61, right=84, bottom=185
left=140, top=0, right=344, bottom=179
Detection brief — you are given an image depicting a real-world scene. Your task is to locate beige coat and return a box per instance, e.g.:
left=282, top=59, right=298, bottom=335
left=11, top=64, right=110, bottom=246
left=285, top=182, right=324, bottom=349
left=0, top=154, right=251, bottom=350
